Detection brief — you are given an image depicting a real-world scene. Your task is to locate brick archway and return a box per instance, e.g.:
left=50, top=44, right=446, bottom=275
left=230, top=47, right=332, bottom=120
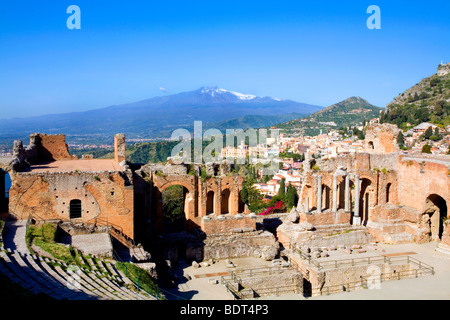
left=423, top=194, right=448, bottom=241
left=151, top=173, right=245, bottom=232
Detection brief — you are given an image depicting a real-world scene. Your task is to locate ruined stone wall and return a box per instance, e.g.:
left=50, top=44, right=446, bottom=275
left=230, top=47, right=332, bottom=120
left=8, top=170, right=135, bottom=239
left=203, top=230, right=279, bottom=261
left=34, top=133, right=77, bottom=161
left=397, top=156, right=449, bottom=213
left=364, top=123, right=399, bottom=154
left=200, top=214, right=256, bottom=234
left=10, top=133, right=77, bottom=172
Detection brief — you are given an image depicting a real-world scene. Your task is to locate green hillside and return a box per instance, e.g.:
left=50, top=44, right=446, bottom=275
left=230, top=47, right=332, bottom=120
left=380, top=63, right=450, bottom=129
left=275, top=97, right=383, bottom=136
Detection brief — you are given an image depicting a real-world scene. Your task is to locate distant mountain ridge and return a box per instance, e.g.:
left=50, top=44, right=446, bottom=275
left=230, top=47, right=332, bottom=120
left=0, top=87, right=322, bottom=144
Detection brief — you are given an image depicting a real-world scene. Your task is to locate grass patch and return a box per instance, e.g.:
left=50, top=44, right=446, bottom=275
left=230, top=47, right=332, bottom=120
left=26, top=223, right=76, bottom=264
left=116, top=262, right=163, bottom=299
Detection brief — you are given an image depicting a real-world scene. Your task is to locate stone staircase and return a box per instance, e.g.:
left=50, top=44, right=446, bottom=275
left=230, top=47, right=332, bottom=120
left=0, top=248, right=156, bottom=300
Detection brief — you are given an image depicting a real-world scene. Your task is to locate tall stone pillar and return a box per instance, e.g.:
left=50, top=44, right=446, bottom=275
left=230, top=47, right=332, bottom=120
left=332, top=174, right=338, bottom=212
left=114, top=133, right=126, bottom=163
left=353, top=175, right=361, bottom=225
left=317, top=175, right=322, bottom=213
left=344, top=175, right=350, bottom=212
left=304, top=196, right=309, bottom=213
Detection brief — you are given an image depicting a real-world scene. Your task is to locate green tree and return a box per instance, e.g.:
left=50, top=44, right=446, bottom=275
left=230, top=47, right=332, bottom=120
left=240, top=184, right=249, bottom=204
left=424, top=126, right=433, bottom=139
left=397, top=131, right=404, bottom=147
left=422, top=144, right=432, bottom=154
left=278, top=178, right=286, bottom=200
left=285, top=183, right=298, bottom=209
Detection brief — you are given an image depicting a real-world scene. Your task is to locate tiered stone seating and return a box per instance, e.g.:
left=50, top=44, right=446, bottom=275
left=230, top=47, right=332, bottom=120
left=0, top=249, right=156, bottom=300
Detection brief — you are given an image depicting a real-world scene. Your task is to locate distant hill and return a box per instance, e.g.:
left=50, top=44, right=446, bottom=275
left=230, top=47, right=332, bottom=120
left=205, top=112, right=309, bottom=132
left=0, top=87, right=322, bottom=145
left=381, top=63, right=450, bottom=129
left=275, top=97, right=384, bottom=136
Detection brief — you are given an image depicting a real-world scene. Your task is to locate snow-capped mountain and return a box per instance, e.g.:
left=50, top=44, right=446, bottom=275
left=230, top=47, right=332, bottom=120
left=0, top=87, right=322, bottom=143
left=200, top=87, right=258, bottom=100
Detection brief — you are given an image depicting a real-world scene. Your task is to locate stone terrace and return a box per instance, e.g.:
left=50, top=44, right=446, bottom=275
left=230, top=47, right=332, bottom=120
left=28, top=159, right=124, bottom=173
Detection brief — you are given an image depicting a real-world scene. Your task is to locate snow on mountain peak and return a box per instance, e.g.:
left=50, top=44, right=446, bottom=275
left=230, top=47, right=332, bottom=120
left=200, top=87, right=257, bottom=100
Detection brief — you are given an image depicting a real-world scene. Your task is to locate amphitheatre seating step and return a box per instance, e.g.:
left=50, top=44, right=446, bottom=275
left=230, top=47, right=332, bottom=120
left=0, top=251, right=44, bottom=295
left=86, top=270, right=128, bottom=299
left=11, top=252, right=68, bottom=299
left=96, top=260, right=109, bottom=274
left=30, top=256, right=95, bottom=300
left=82, top=272, right=121, bottom=300
left=113, top=262, right=134, bottom=286
left=86, top=257, right=98, bottom=271
left=99, top=276, right=138, bottom=300
left=54, top=265, right=108, bottom=300
left=25, top=254, right=94, bottom=300
left=105, top=261, right=122, bottom=278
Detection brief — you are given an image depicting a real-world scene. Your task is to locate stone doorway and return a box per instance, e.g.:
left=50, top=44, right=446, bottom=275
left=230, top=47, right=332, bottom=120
left=423, top=194, right=447, bottom=241
left=69, top=199, right=82, bottom=219
left=206, top=191, right=215, bottom=215
left=221, top=189, right=230, bottom=214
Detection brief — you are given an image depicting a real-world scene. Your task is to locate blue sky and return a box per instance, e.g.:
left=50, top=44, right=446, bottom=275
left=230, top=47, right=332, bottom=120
left=0, top=1, right=449, bottom=119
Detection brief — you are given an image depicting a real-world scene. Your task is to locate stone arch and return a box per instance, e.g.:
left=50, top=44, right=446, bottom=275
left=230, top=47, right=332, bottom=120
left=159, top=180, right=197, bottom=218
left=386, top=183, right=392, bottom=204
left=423, top=194, right=447, bottom=241
left=360, top=178, right=373, bottom=226
left=160, top=184, right=191, bottom=233
left=159, top=180, right=195, bottom=196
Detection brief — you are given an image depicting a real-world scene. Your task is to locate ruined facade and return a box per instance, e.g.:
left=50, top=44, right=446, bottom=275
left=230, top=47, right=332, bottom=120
left=278, top=123, right=450, bottom=255
left=4, top=133, right=259, bottom=250
left=3, top=124, right=449, bottom=267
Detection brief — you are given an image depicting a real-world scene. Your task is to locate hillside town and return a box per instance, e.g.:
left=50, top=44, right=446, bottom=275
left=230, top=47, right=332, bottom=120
left=220, top=119, right=450, bottom=198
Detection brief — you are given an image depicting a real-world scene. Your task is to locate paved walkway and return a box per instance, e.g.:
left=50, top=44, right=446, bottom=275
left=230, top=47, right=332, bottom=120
left=3, top=219, right=29, bottom=254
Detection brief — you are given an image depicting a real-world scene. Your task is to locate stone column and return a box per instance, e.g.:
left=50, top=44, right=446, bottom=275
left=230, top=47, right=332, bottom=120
left=317, top=175, right=322, bottom=213
left=344, top=175, right=350, bottom=213
left=114, top=133, right=126, bottom=163
left=332, top=174, right=338, bottom=212
left=353, top=175, right=361, bottom=225
left=304, top=196, right=309, bottom=213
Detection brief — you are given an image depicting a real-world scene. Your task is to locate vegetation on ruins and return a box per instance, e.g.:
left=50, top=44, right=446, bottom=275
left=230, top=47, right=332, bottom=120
left=26, top=223, right=76, bottom=264
left=116, top=261, right=163, bottom=299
